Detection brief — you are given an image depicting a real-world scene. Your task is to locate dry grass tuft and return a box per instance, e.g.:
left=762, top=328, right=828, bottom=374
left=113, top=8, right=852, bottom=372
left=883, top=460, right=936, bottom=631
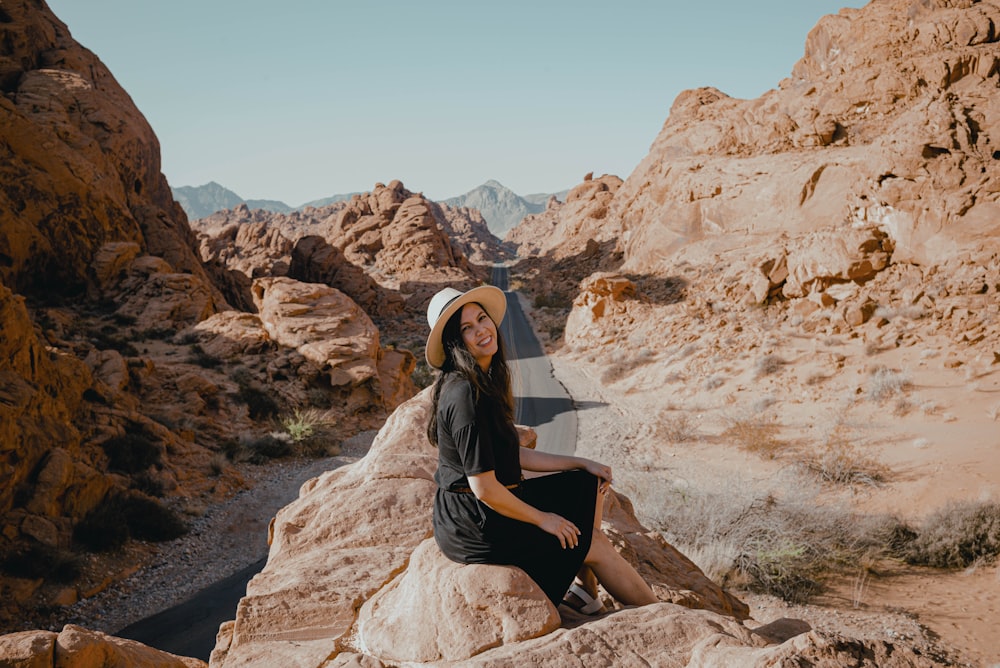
left=798, top=423, right=888, bottom=487
left=722, top=411, right=784, bottom=458
left=657, top=411, right=698, bottom=444
left=867, top=366, right=912, bottom=402
left=754, top=354, right=787, bottom=378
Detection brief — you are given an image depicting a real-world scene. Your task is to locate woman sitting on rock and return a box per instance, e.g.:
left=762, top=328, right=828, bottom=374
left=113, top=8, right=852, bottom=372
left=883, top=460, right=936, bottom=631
left=425, top=285, right=658, bottom=614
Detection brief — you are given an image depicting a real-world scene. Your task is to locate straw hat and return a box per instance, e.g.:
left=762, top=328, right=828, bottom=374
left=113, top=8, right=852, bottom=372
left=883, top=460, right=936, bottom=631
left=425, top=285, right=507, bottom=368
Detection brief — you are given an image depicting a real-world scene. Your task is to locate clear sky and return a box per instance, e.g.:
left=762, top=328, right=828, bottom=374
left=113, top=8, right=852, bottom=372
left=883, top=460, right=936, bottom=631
left=46, top=1, right=866, bottom=206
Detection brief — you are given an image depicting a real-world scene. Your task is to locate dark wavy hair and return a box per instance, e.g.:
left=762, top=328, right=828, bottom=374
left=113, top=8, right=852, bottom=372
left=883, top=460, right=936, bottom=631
left=426, top=303, right=514, bottom=447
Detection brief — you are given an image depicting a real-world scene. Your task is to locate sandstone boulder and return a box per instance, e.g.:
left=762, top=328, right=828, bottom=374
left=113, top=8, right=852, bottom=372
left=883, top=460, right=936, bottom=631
left=0, top=625, right=207, bottom=668
left=356, top=539, right=560, bottom=663
left=252, top=277, right=382, bottom=392
left=212, top=390, right=756, bottom=667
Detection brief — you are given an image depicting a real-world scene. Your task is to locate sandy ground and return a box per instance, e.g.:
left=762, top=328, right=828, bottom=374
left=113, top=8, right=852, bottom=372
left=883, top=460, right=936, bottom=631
left=548, top=350, right=1000, bottom=668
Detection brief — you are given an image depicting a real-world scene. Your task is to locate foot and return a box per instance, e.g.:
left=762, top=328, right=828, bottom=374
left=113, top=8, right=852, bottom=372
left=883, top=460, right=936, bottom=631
left=561, top=583, right=604, bottom=615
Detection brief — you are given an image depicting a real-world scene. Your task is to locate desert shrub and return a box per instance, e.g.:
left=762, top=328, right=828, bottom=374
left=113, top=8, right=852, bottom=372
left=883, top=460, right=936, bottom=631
left=601, top=349, right=655, bottom=384
left=798, top=424, right=887, bottom=487
left=246, top=434, right=292, bottom=462
left=238, top=385, right=280, bottom=419
left=74, top=496, right=130, bottom=551
left=754, top=354, right=786, bottom=378
left=703, top=375, right=725, bottom=391
left=130, top=470, right=165, bottom=497
left=175, top=331, right=200, bottom=345
left=209, top=453, right=227, bottom=476
left=123, top=494, right=188, bottom=542
left=74, top=492, right=187, bottom=551
left=137, top=326, right=175, bottom=340
left=657, top=411, right=698, bottom=443
left=0, top=544, right=81, bottom=583
left=100, top=433, right=161, bottom=473
left=307, top=387, right=333, bottom=408
left=231, top=366, right=254, bottom=386
left=867, top=367, right=912, bottom=402
left=893, top=500, right=1000, bottom=568
left=280, top=408, right=341, bottom=457
left=89, top=326, right=139, bottom=356
left=412, top=361, right=436, bottom=389
left=722, top=411, right=783, bottom=458
left=533, top=293, right=572, bottom=309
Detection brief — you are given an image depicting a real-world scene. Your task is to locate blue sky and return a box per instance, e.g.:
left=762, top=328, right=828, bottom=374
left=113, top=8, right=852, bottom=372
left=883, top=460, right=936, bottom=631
left=46, top=1, right=866, bottom=205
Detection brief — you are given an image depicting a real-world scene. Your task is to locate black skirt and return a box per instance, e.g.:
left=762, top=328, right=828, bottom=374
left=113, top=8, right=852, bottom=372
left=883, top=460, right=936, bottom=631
left=433, top=469, right=599, bottom=605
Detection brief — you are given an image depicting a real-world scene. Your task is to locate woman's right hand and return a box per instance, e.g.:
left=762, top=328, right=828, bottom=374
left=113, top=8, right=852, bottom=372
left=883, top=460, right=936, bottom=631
left=538, top=512, right=581, bottom=549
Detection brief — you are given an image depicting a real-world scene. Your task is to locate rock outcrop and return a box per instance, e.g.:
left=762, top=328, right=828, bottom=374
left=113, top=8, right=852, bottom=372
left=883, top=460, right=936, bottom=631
left=0, top=625, right=206, bottom=668
left=506, top=173, right=623, bottom=259
left=614, top=0, right=1000, bottom=272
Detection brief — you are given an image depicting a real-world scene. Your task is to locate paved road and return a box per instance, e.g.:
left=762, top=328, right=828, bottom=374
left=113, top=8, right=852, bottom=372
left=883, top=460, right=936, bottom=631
left=115, top=265, right=577, bottom=660
left=491, top=264, right=578, bottom=456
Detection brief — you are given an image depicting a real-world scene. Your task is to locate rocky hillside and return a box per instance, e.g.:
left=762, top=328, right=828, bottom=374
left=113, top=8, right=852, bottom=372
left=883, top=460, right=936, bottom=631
left=0, top=0, right=481, bottom=631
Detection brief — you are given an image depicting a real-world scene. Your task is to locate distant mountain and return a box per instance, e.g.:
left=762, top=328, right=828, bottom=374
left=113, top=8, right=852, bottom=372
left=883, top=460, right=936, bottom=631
left=172, top=182, right=246, bottom=220
left=444, top=180, right=566, bottom=237
left=173, top=180, right=567, bottom=232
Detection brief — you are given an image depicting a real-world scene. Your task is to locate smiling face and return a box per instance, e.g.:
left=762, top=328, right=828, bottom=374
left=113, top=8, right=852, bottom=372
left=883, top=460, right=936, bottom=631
left=459, top=302, right=499, bottom=371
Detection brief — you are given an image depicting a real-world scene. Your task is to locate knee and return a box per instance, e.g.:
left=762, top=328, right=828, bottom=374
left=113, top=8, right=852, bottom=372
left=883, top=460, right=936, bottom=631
left=584, top=529, right=612, bottom=564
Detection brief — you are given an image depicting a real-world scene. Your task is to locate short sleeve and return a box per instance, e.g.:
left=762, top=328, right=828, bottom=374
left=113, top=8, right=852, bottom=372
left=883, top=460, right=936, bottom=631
left=439, top=379, right=496, bottom=477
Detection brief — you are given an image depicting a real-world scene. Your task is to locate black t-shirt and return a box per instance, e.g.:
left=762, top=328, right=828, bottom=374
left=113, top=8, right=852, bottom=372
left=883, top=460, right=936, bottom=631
left=434, top=373, right=521, bottom=489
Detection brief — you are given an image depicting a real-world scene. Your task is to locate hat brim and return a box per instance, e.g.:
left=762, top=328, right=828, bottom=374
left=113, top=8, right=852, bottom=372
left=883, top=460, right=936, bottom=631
left=425, top=285, right=507, bottom=368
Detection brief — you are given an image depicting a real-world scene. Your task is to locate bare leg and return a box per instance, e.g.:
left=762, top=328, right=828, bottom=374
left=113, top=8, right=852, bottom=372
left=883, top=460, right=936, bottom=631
left=574, top=482, right=606, bottom=599
left=584, top=531, right=658, bottom=606
left=582, top=484, right=658, bottom=606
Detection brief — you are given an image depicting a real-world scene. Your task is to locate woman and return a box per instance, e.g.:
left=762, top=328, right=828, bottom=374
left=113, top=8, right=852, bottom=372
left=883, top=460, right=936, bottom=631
left=425, top=285, right=657, bottom=613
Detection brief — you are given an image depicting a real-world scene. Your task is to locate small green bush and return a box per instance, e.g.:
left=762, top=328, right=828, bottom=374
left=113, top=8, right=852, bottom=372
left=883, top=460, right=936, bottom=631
left=74, top=496, right=130, bottom=551
left=101, top=433, right=161, bottom=473
left=893, top=501, right=1000, bottom=568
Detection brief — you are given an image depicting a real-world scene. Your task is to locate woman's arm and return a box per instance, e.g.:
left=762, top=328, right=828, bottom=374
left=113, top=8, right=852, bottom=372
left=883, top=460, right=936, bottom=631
left=519, top=448, right=613, bottom=487
left=468, top=470, right=582, bottom=549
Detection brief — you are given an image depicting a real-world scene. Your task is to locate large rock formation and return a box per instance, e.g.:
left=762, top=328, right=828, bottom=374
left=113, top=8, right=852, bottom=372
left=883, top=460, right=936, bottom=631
left=615, top=0, right=1000, bottom=272
left=506, top=173, right=624, bottom=259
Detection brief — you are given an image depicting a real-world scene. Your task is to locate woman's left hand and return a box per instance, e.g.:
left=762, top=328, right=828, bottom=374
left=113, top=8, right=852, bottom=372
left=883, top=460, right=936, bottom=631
left=582, top=459, right=613, bottom=493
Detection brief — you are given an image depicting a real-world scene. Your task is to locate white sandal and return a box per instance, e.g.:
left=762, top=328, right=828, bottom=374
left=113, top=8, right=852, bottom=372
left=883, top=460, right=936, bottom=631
left=565, top=583, right=603, bottom=614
